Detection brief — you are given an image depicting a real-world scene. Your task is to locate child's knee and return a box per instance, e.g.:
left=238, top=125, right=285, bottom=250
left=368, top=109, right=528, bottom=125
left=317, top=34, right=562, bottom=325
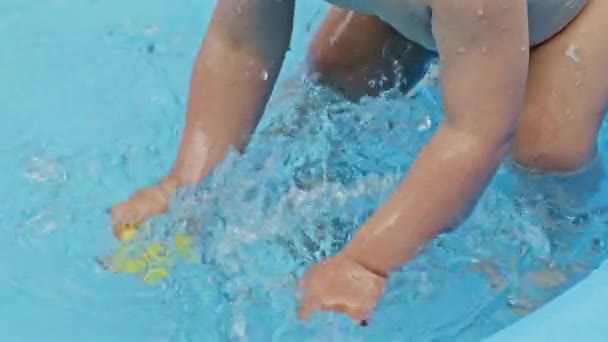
left=305, top=46, right=363, bottom=100
left=306, top=43, right=341, bottom=79
left=511, top=136, right=597, bottom=174
left=305, top=43, right=383, bottom=101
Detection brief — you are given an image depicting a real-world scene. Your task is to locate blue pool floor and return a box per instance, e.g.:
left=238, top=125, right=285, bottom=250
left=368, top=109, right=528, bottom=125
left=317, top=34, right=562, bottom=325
left=487, top=261, right=608, bottom=341
left=2, top=1, right=608, bottom=341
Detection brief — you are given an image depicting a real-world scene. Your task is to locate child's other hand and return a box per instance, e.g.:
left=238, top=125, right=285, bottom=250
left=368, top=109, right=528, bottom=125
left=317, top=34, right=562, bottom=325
left=297, top=254, right=387, bottom=325
left=111, top=178, right=178, bottom=239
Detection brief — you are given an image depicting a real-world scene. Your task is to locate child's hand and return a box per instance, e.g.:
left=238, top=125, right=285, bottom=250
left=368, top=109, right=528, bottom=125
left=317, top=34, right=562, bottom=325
left=111, top=178, right=178, bottom=239
left=297, top=254, right=387, bottom=325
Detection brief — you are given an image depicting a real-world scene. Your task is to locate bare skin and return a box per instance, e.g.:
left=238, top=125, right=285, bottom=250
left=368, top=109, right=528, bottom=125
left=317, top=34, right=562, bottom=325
left=111, top=0, right=606, bottom=325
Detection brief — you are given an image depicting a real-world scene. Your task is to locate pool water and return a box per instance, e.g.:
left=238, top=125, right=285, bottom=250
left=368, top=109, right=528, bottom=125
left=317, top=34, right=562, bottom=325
left=2, top=1, right=608, bottom=341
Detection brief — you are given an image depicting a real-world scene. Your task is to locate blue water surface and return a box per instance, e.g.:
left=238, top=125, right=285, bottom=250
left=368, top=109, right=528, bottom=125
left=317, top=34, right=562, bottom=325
left=2, top=1, right=608, bottom=341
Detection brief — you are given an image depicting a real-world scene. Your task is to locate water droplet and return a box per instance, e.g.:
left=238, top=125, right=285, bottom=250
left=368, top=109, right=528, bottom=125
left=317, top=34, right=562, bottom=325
left=417, top=115, right=432, bottom=131
left=575, top=72, right=582, bottom=86
left=477, top=8, right=484, bottom=16
left=565, top=44, right=582, bottom=63
left=481, top=46, right=488, bottom=53
left=261, top=69, right=269, bottom=81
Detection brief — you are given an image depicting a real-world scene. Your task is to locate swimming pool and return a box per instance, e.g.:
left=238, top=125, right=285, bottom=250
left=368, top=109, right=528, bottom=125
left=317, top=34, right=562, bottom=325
left=2, top=0, right=608, bottom=341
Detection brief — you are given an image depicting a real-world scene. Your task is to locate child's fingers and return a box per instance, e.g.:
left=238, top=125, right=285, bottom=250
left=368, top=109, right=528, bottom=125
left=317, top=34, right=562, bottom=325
left=111, top=202, right=134, bottom=223
left=346, top=306, right=372, bottom=325
left=323, top=302, right=371, bottom=325
left=111, top=205, right=142, bottom=240
left=297, top=293, right=321, bottom=322
left=297, top=304, right=313, bottom=322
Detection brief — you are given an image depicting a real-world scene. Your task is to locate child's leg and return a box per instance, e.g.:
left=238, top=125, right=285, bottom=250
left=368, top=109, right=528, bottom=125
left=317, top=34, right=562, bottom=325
left=508, top=0, right=608, bottom=306
left=266, top=7, right=433, bottom=134
left=512, top=0, right=608, bottom=212
left=306, top=7, right=434, bottom=101
left=513, top=0, right=608, bottom=174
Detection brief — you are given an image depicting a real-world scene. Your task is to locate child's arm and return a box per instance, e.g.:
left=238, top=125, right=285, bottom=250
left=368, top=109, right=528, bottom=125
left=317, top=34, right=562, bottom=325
left=112, top=0, right=295, bottom=235
left=299, top=0, right=529, bottom=321
left=342, top=0, right=529, bottom=276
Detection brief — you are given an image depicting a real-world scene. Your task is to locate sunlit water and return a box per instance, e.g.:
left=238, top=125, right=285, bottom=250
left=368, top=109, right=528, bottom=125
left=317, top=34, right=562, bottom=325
left=2, top=1, right=608, bottom=341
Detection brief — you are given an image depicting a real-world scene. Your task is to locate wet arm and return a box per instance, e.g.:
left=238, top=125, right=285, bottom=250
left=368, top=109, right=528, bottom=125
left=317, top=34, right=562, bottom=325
left=167, top=0, right=295, bottom=186
left=342, top=0, right=529, bottom=276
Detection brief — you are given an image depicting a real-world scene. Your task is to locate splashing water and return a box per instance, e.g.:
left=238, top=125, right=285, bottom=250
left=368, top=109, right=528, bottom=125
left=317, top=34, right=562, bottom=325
left=3, top=68, right=608, bottom=341
left=97, top=79, right=608, bottom=340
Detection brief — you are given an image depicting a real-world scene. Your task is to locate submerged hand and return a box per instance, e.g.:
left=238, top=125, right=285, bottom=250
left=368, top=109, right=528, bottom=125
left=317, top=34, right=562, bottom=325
left=111, top=178, right=178, bottom=240
left=297, top=254, right=387, bottom=324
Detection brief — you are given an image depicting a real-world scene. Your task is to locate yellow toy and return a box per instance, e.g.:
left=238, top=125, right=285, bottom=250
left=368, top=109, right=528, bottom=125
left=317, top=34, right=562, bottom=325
left=99, top=223, right=199, bottom=284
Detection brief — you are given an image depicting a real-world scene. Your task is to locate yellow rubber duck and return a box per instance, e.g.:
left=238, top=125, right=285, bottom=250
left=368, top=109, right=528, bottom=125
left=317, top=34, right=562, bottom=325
left=100, top=223, right=199, bottom=284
